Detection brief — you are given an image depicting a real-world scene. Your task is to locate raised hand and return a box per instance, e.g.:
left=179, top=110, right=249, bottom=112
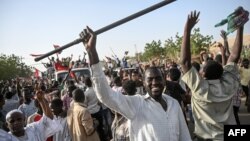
left=79, top=26, right=99, bottom=65
left=220, top=30, right=227, bottom=40
left=79, top=26, right=96, bottom=53
left=185, top=11, right=200, bottom=31
left=36, top=90, right=44, bottom=101
left=218, top=43, right=225, bottom=54
left=36, top=89, right=54, bottom=119
left=181, top=11, right=200, bottom=73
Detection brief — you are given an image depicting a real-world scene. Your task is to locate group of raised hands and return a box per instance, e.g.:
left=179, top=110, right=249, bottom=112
left=78, top=9, right=247, bottom=67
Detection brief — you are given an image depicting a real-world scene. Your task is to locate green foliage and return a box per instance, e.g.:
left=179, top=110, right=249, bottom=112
left=190, top=28, right=213, bottom=55
left=163, top=33, right=182, bottom=59
left=0, top=54, right=33, bottom=80
left=242, top=45, right=250, bottom=58
left=140, top=28, right=213, bottom=61
left=141, top=40, right=164, bottom=61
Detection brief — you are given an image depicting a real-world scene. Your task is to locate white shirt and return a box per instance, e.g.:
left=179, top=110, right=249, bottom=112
left=9, top=115, right=63, bottom=141
left=75, top=82, right=86, bottom=90
left=53, top=116, right=71, bottom=141
left=11, top=93, right=19, bottom=101
left=91, top=63, right=191, bottom=141
left=135, top=86, right=144, bottom=95
left=112, top=86, right=123, bottom=93
left=18, top=100, right=37, bottom=119
left=2, top=99, right=19, bottom=116
left=0, top=129, right=19, bottom=141
left=83, top=87, right=101, bottom=114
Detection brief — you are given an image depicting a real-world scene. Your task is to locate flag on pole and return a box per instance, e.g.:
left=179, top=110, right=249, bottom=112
left=34, top=68, right=41, bottom=78
left=215, top=6, right=249, bottom=35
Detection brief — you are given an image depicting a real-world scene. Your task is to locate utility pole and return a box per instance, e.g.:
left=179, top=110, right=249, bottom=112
left=134, top=44, right=139, bottom=61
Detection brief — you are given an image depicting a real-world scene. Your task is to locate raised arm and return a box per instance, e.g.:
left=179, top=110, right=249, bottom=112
left=79, top=27, right=137, bottom=119
left=47, top=57, right=52, bottom=62
left=227, top=26, right=244, bottom=63
left=180, top=11, right=200, bottom=73
left=79, top=26, right=99, bottom=65
left=199, top=51, right=206, bottom=63
left=220, top=30, right=230, bottom=58
left=36, top=90, right=53, bottom=119
left=218, top=43, right=226, bottom=66
left=70, top=54, right=73, bottom=61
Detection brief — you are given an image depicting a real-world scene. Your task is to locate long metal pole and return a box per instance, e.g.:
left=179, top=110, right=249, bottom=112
left=35, top=0, right=176, bottom=62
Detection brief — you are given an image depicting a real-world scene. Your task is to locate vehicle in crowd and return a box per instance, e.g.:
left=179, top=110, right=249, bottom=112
left=55, top=67, right=91, bottom=81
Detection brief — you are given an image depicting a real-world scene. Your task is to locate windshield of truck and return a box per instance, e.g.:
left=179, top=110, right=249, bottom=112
left=56, top=69, right=91, bottom=81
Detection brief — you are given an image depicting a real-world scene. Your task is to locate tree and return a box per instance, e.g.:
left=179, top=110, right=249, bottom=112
left=0, top=54, right=33, bottom=80
left=141, top=40, right=164, bottom=61
left=242, top=45, right=250, bottom=58
left=190, top=28, right=213, bottom=55
left=164, top=33, right=182, bottom=59
left=141, top=28, right=213, bottom=62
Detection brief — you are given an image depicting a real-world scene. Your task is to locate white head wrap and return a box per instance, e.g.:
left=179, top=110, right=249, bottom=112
left=6, top=109, right=23, bottom=120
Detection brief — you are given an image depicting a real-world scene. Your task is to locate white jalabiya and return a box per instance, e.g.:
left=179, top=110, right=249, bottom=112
left=10, top=115, right=62, bottom=141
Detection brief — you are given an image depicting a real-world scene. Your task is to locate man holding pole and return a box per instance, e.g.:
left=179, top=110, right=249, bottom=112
left=79, top=26, right=191, bottom=141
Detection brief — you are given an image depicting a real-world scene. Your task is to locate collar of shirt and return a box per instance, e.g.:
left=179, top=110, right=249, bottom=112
left=143, top=93, right=151, bottom=100
left=143, top=93, right=168, bottom=104
left=85, top=87, right=91, bottom=91
left=73, top=102, right=87, bottom=108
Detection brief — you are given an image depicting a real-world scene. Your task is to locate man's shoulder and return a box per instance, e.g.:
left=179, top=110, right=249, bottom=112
left=224, top=62, right=238, bottom=72
left=182, top=67, right=200, bottom=81
left=18, top=104, right=24, bottom=109
left=162, top=94, right=180, bottom=106
left=7, top=99, right=18, bottom=103
left=72, top=103, right=88, bottom=111
left=85, top=88, right=95, bottom=94
left=222, top=62, right=240, bottom=79
left=162, top=94, right=176, bottom=101
left=3, top=131, right=19, bottom=141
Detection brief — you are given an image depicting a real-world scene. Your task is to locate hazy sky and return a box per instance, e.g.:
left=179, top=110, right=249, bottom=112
left=1, top=0, right=250, bottom=71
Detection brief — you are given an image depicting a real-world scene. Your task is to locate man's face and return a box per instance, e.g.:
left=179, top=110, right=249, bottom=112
left=131, top=73, right=138, bottom=81
left=22, top=90, right=32, bottom=101
left=144, top=68, right=165, bottom=99
left=122, top=72, right=129, bottom=81
left=49, top=103, right=62, bottom=116
left=6, top=112, right=25, bottom=134
left=67, top=87, right=75, bottom=98
left=243, top=61, right=249, bottom=68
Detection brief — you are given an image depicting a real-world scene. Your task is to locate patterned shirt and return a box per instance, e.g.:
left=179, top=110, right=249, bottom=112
left=61, top=94, right=72, bottom=111
left=111, top=113, right=130, bottom=141
left=232, top=86, right=242, bottom=107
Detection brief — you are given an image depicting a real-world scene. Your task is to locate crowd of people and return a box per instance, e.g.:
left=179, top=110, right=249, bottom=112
left=0, top=9, right=249, bottom=141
